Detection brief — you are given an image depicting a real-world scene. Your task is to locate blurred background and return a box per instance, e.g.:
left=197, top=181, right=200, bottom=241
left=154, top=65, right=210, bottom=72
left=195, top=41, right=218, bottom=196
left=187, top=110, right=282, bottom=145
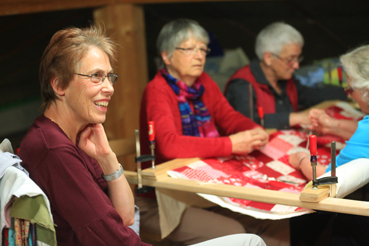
left=0, top=0, right=367, bottom=148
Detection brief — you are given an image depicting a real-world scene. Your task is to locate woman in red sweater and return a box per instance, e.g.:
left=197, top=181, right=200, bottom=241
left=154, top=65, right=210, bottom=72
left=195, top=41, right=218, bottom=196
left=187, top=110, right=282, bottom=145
left=138, top=19, right=290, bottom=246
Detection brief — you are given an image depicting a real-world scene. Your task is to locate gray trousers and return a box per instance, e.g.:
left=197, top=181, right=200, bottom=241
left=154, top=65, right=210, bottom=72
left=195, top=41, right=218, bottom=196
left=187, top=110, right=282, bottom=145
left=190, top=234, right=266, bottom=246
left=136, top=196, right=290, bottom=246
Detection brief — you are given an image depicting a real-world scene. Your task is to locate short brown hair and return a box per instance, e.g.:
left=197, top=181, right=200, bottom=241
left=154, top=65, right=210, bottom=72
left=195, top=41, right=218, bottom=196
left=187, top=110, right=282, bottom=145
left=39, top=25, right=117, bottom=111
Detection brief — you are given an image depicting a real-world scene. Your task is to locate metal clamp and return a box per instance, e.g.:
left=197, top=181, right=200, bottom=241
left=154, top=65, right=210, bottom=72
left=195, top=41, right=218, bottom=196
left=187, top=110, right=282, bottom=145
left=135, top=129, right=155, bottom=194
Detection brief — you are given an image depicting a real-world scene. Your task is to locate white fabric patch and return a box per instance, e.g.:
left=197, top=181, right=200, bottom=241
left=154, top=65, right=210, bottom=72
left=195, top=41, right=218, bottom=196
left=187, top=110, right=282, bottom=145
left=278, top=134, right=305, bottom=146
left=267, top=160, right=295, bottom=176
left=271, top=204, right=299, bottom=213
left=336, top=101, right=365, bottom=120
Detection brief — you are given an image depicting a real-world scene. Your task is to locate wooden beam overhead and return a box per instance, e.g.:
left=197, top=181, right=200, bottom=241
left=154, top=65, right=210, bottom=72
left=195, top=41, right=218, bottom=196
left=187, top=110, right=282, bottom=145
left=0, top=1, right=108, bottom=16
left=0, top=0, right=249, bottom=17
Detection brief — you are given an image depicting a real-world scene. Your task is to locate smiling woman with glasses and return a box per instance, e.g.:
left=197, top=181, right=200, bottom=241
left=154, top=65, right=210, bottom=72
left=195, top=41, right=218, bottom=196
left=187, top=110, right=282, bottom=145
left=18, top=25, right=150, bottom=246
left=225, top=22, right=347, bottom=130
left=75, top=72, right=119, bottom=85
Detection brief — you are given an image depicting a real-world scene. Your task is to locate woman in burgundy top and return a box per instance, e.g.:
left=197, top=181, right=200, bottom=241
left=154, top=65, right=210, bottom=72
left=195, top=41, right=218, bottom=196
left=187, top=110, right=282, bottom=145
left=19, top=26, right=150, bottom=246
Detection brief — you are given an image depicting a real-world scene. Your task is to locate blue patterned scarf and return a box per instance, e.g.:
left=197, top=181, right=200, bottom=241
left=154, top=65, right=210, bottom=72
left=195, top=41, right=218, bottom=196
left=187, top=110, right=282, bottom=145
left=161, top=69, right=219, bottom=137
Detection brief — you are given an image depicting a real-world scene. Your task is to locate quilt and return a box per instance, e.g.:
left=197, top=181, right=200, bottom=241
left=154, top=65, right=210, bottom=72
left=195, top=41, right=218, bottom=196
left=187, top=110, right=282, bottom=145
left=167, top=102, right=364, bottom=219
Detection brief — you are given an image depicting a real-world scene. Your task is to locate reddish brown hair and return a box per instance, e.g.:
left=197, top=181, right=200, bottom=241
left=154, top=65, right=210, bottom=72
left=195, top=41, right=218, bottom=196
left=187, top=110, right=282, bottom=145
left=39, top=25, right=117, bottom=111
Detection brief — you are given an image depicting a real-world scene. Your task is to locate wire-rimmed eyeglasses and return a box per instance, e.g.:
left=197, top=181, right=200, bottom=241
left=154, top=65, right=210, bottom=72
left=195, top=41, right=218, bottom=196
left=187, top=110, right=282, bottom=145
left=175, top=47, right=211, bottom=56
left=271, top=53, right=304, bottom=65
left=75, top=72, right=119, bottom=85
left=344, top=86, right=355, bottom=95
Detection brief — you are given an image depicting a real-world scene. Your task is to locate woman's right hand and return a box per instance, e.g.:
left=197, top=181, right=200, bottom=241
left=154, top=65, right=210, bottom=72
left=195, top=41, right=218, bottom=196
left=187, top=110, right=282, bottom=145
left=229, top=127, right=269, bottom=155
left=308, top=108, right=338, bottom=135
left=79, top=124, right=135, bottom=226
left=78, top=124, right=112, bottom=159
left=78, top=124, right=119, bottom=175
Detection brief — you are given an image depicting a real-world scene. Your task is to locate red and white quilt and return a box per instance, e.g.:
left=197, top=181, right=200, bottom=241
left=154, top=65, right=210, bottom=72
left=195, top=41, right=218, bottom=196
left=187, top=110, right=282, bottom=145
left=167, top=102, right=363, bottom=219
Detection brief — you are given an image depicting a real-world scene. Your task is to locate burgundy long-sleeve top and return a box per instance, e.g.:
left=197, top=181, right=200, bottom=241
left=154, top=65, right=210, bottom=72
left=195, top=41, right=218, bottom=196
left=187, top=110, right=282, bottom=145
left=19, top=115, right=150, bottom=246
left=140, top=71, right=261, bottom=167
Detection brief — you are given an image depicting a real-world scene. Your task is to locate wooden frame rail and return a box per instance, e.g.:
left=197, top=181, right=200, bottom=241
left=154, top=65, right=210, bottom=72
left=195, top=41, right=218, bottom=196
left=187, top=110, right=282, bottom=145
left=123, top=158, right=369, bottom=217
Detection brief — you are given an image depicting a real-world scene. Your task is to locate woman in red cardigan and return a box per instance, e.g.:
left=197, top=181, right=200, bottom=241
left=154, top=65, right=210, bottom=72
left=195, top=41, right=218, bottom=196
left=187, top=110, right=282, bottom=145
left=138, top=19, right=290, bottom=246
left=225, top=22, right=347, bottom=129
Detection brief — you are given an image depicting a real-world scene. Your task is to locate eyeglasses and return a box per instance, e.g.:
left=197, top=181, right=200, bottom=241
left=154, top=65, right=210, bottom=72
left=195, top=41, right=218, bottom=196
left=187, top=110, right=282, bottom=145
left=175, top=47, right=211, bottom=56
left=75, top=72, right=118, bottom=85
left=344, top=86, right=355, bottom=95
left=271, top=53, right=304, bottom=65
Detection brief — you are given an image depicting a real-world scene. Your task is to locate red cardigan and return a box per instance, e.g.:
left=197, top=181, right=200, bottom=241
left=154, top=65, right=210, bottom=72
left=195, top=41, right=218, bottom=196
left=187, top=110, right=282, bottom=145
left=140, top=71, right=261, bottom=167
left=226, top=65, right=299, bottom=113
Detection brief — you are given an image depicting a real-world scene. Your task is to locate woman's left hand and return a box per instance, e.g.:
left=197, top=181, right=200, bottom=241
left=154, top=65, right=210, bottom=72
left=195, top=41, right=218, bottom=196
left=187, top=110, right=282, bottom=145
left=78, top=124, right=112, bottom=161
left=289, top=152, right=309, bottom=169
left=250, top=127, right=269, bottom=150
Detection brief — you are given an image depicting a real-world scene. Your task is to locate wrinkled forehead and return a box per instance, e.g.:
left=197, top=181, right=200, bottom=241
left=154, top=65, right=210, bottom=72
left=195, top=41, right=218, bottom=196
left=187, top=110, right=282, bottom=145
left=279, top=42, right=302, bottom=56
left=75, top=46, right=112, bottom=73
left=177, top=36, right=208, bottom=47
left=175, top=31, right=208, bottom=46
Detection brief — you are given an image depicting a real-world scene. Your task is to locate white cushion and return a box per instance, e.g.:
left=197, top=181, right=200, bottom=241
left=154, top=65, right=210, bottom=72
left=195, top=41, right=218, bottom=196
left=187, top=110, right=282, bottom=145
left=318, top=158, right=369, bottom=198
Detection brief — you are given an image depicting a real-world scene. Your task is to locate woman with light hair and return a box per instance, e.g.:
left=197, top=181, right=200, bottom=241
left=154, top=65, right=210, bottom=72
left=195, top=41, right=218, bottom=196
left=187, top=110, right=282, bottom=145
left=18, top=25, right=151, bottom=245
left=143, top=19, right=268, bottom=167
left=290, top=44, right=369, bottom=181
left=307, top=45, right=369, bottom=141
left=225, top=22, right=346, bottom=129
left=138, top=18, right=286, bottom=246
left=289, top=45, right=369, bottom=245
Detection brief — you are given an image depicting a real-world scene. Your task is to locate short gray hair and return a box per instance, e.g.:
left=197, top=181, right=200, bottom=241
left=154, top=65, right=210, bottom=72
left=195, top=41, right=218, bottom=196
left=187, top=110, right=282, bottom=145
left=157, top=19, right=209, bottom=62
left=255, top=22, right=304, bottom=60
left=341, top=45, right=369, bottom=90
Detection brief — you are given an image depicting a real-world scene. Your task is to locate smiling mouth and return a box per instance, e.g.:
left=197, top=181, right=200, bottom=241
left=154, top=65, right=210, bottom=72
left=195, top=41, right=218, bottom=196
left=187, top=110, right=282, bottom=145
left=94, top=101, right=109, bottom=108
